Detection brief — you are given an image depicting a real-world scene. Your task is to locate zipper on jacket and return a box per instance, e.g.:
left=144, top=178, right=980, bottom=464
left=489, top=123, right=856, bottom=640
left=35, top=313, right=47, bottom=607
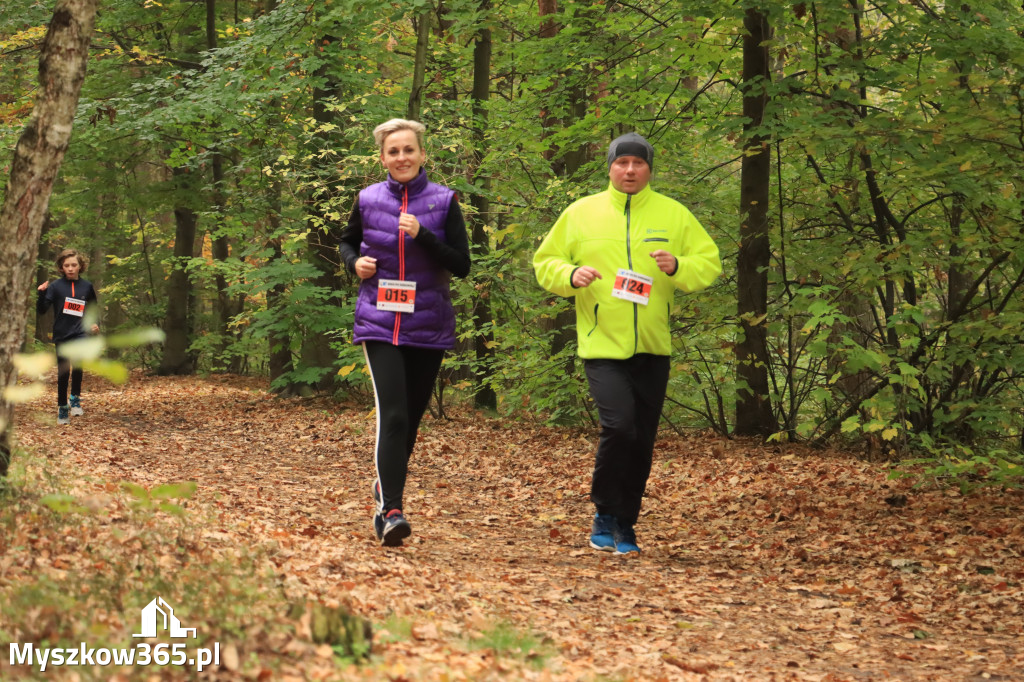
left=393, top=187, right=408, bottom=345
left=587, top=303, right=599, bottom=336
left=624, top=194, right=638, bottom=356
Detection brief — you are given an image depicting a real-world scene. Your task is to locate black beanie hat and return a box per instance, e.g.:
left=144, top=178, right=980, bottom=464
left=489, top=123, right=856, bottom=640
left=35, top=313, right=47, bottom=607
left=607, top=132, right=654, bottom=171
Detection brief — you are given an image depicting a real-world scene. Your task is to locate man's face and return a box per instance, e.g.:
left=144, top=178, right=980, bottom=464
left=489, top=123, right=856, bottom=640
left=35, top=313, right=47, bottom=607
left=608, top=155, right=651, bottom=194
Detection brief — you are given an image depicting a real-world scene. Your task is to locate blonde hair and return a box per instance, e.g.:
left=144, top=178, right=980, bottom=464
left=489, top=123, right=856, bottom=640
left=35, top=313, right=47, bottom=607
left=55, top=248, right=86, bottom=273
left=373, top=118, right=426, bottom=150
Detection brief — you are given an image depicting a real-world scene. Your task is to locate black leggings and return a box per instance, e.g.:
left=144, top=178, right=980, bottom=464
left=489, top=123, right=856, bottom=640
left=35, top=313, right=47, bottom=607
left=584, top=354, right=670, bottom=526
left=56, top=345, right=83, bottom=406
left=363, top=341, right=445, bottom=513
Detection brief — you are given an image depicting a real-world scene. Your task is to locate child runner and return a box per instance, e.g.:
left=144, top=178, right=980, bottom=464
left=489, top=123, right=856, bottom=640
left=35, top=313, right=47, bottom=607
left=36, top=248, right=100, bottom=425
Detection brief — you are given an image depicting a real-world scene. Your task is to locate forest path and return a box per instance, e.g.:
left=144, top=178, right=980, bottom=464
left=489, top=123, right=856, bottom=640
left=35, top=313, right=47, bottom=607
left=18, top=373, right=1024, bottom=681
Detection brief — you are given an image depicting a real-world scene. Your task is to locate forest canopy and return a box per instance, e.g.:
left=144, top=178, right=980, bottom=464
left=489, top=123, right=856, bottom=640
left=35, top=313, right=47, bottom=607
left=2, top=0, right=1022, bottom=485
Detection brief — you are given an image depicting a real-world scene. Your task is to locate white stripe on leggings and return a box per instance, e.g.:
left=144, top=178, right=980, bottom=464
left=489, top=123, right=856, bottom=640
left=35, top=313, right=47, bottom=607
left=362, top=342, right=384, bottom=514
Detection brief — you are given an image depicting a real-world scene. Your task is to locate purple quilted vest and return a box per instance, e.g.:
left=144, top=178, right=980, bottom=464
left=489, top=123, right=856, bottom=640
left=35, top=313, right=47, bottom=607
left=352, top=169, right=456, bottom=349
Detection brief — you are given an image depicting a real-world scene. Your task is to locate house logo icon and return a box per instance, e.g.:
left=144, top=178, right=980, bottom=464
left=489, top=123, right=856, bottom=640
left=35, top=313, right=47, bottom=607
left=132, top=597, right=197, bottom=639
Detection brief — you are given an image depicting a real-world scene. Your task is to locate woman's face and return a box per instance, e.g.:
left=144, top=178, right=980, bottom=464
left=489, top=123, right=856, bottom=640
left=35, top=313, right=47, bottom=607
left=380, top=129, right=425, bottom=184
left=61, top=257, right=81, bottom=279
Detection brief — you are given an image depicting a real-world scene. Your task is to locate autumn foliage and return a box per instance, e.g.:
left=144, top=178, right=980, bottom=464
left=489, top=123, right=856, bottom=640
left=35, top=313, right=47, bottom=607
left=2, top=372, right=1021, bottom=680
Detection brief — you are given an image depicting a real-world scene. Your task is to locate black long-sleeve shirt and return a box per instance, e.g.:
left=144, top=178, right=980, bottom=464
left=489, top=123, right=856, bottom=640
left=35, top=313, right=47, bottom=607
left=36, top=277, right=99, bottom=343
left=337, top=196, right=471, bottom=278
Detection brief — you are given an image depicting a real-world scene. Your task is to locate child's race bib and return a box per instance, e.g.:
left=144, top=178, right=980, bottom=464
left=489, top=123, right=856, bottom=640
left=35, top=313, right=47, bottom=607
left=63, top=296, right=86, bottom=317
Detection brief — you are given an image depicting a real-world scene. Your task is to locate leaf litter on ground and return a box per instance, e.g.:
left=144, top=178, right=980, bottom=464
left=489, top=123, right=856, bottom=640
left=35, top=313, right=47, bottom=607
left=3, top=371, right=1022, bottom=680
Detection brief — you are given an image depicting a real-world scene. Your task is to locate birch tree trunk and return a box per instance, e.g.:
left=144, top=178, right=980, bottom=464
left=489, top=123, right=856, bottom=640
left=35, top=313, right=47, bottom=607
left=0, top=0, right=98, bottom=478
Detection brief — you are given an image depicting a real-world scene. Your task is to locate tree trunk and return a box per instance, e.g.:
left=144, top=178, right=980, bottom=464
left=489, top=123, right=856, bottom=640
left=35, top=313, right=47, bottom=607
left=266, top=179, right=296, bottom=394
left=210, top=152, right=245, bottom=372
left=206, top=0, right=245, bottom=373
left=470, top=0, right=497, bottom=410
left=408, top=8, right=431, bottom=121
left=538, top=0, right=558, bottom=38
left=158, top=166, right=199, bottom=375
left=301, top=181, right=341, bottom=391
left=538, top=0, right=573, bottom=366
left=538, top=0, right=596, bottom=372
left=0, top=0, right=98, bottom=478
left=298, top=32, right=344, bottom=394
left=735, top=7, right=778, bottom=437
left=34, top=214, right=57, bottom=344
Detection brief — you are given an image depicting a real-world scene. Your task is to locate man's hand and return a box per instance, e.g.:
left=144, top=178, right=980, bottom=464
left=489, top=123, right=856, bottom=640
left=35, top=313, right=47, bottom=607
left=355, top=256, right=378, bottom=279
left=572, top=266, right=603, bottom=288
left=650, top=250, right=678, bottom=275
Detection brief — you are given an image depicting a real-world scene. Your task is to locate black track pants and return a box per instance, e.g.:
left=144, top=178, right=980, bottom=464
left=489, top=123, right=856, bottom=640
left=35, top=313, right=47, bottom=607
left=56, top=344, right=83, bottom=406
left=363, top=341, right=444, bottom=513
left=584, top=354, right=670, bottom=526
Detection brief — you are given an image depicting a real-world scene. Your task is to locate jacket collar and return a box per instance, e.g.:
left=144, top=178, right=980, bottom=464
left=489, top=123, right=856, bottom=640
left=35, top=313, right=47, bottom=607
left=607, top=181, right=653, bottom=211
left=386, top=168, right=428, bottom=199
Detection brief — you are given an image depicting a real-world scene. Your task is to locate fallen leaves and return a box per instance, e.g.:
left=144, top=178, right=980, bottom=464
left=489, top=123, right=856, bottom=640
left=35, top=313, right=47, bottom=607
left=5, top=371, right=1024, bottom=680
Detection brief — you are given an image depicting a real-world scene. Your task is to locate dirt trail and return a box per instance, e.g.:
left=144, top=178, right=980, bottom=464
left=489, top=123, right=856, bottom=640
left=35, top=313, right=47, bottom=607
left=17, top=373, right=1024, bottom=680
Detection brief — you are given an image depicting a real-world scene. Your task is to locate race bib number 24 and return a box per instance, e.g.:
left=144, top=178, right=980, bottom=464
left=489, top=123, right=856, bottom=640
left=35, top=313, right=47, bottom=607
left=611, top=269, right=653, bottom=305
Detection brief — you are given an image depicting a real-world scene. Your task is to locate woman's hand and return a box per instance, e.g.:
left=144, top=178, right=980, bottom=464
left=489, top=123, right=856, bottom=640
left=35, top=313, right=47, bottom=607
left=355, top=256, right=378, bottom=280
left=398, top=212, right=420, bottom=239
left=37, top=281, right=49, bottom=292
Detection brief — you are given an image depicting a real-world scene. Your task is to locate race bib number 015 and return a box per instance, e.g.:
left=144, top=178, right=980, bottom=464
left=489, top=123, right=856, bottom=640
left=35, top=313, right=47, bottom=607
left=611, top=269, right=653, bottom=305
left=377, top=279, right=416, bottom=313
left=63, top=296, right=87, bottom=317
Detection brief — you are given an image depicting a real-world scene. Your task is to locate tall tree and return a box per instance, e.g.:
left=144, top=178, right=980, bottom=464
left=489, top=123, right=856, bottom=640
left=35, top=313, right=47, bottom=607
left=298, top=17, right=346, bottom=395
left=206, top=0, right=245, bottom=373
left=0, top=0, right=98, bottom=477
left=469, top=0, right=497, bottom=409
left=735, top=6, right=778, bottom=437
left=408, top=7, right=431, bottom=121
left=158, top=165, right=200, bottom=375
left=157, top=4, right=208, bottom=375
left=538, top=0, right=596, bottom=377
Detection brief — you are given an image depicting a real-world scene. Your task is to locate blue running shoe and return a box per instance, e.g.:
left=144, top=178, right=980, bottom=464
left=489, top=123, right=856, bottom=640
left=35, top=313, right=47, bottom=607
left=374, top=509, right=411, bottom=547
left=371, top=480, right=382, bottom=510
left=57, top=405, right=70, bottom=425
left=589, top=513, right=616, bottom=552
left=69, top=394, right=83, bottom=417
left=613, top=521, right=641, bottom=555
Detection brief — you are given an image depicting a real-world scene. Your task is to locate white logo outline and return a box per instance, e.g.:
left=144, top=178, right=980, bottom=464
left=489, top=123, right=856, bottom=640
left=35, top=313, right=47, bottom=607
left=132, top=597, right=197, bottom=639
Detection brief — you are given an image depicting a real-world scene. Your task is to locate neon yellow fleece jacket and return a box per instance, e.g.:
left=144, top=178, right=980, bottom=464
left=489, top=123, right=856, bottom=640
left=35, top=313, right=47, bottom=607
left=533, top=182, right=721, bottom=360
